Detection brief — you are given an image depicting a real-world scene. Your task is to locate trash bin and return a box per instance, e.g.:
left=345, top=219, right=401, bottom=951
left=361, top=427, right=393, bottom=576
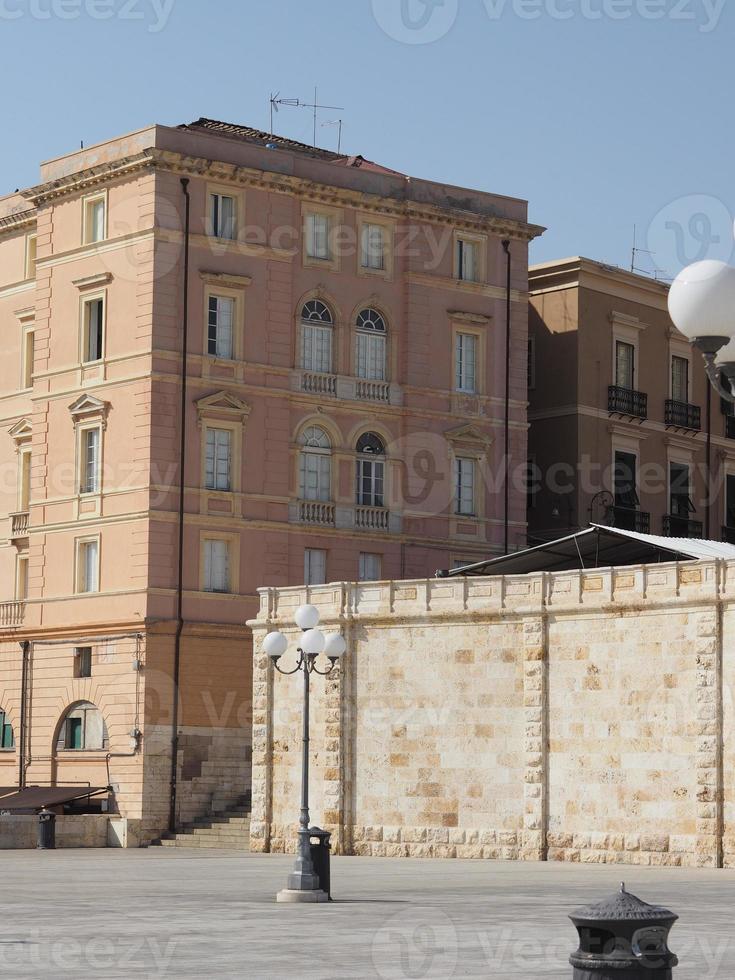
left=308, top=827, right=332, bottom=900
left=569, top=883, right=678, bottom=979
left=37, top=808, right=56, bottom=850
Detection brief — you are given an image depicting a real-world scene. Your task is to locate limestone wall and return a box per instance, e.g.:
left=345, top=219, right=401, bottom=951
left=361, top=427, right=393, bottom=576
left=249, top=560, right=735, bottom=869
left=0, top=814, right=109, bottom=848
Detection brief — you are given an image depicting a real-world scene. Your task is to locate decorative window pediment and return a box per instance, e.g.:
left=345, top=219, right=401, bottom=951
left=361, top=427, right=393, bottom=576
left=196, top=391, right=250, bottom=426
left=8, top=418, right=32, bottom=445
left=68, top=394, right=110, bottom=428
left=445, top=424, right=493, bottom=452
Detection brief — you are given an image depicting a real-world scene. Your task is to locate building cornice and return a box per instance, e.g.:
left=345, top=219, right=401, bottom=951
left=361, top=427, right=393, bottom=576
left=20, top=150, right=157, bottom=206
left=0, top=207, right=37, bottom=233
left=529, top=256, right=670, bottom=309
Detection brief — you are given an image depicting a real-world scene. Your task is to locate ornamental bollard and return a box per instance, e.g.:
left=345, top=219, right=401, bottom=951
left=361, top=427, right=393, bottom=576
left=569, top=884, right=678, bottom=979
left=37, top=808, right=56, bottom=850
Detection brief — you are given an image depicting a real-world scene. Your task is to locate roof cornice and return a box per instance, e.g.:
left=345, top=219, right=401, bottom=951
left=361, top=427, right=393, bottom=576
left=0, top=208, right=37, bottom=233
left=20, top=150, right=158, bottom=206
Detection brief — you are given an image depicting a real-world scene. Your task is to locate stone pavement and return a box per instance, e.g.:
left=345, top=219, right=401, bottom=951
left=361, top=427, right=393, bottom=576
left=0, top=850, right=733, bottom=979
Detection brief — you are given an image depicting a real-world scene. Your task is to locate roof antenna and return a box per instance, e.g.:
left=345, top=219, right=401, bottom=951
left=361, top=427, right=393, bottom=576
left=631, top=224, right=655, bottom=276
left=269, top=89, right=345, bottom=149
left=81, top=140, right=84, bottom=149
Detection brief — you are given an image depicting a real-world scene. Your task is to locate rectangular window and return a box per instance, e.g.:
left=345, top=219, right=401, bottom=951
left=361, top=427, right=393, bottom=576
left=358, top=552, right=382, bottom=582
left=455, top=457, right=476, bottom=516
left=526, top=458, right=539, bottom=511
left=356, top=458, right=385, bottom=507
left=361, top=223, right=385, bottom=270
left=80, top=428, right=100, bottom=494
left=727, top=474, right=735, bottom=528
left=207, top=295, right=235, bottom=359
left=67, top=717, right=83, bottom=750
left=455, top=332, right=477, bottom=392
left=616, top=341, right=635, bottom=389
left=299, top=452, right=331, bottom=502
left=25, top=235, right=37, bottom=279
left=19, top=450, right=31, bottom=512
left=77, top=539, right=100, bottom=594
left=304, top=549, right=327, bottom=585
left=306, top=213, right=330, bottom=260
left=302, top=324, right=333, bottom=373
left=203, top=538, right=230, bottom=593
left=672, top=355, right=689, bottom=403
left=0, top=709, right=13, bottom=750
left=356, top=331, right=386, bottom=381
left=83, top=297, right=104, bottom=363
left=614, top=451, right=639, bottom=509
left=22, top=329, right=34, bottom=389
left=16, top=555, right=29, bottom=600
left=210, top=193, right=236, bottom=240
left=84, top=196, right=106, bottom=244
left=670, top=462, right=694, bottom=517
left=457, top=239, right=478, bottom=282
left=205, top=428, right=232, bottom=491
left=74, top=646, right=92, bottom=679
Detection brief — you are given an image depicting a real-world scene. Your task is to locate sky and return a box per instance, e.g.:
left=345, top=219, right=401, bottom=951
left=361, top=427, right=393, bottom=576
left=1, top=0, right=733, bottom=276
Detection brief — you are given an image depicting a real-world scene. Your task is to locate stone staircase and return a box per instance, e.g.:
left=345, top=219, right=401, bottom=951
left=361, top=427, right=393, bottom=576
left=150, top=795, right=251, bottom=850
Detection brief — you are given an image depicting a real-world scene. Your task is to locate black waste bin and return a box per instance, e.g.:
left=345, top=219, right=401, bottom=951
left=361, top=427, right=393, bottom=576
left=569, top=883, right=678, bottom=979
left=37, top=808, right=56, bottom=850
left=309, top=827, right=332, bottom=900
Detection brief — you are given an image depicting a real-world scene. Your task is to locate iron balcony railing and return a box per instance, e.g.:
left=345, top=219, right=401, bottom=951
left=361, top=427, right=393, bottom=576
left=608, top=386, right=648, bottom=420
left=665, top=400, right=701, bottom=430
left=610, top=506, right=650, bottom=533
left=663, top=515, right=704, bottom=539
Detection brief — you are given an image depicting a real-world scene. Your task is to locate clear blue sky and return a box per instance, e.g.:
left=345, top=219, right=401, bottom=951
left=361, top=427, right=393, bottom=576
left=2, top=0, right=733, bottom=275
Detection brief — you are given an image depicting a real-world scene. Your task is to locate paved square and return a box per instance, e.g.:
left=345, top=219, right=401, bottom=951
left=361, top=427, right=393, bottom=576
left=0, top=850, right=732, bottom=978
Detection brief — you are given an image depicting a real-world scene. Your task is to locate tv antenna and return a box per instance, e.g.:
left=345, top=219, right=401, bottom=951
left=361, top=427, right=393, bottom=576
left=269, top=89, right=345, bottom=149
left=630, top=224, right=655, bottom=275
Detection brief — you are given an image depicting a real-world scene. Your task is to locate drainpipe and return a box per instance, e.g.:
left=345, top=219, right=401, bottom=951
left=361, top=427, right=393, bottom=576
left=169, top=177, right=191, bottom=834
left=18, top=641, right=30, bottom=789
left=502, top=240, right=512, bottom=555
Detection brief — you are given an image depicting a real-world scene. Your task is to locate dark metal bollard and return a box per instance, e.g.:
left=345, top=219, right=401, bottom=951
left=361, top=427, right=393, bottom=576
left=570, top=883, right=678, bottom=979
left=37, top=808, right=56, bottom=850
left=309, top=828, right=332, bottom=900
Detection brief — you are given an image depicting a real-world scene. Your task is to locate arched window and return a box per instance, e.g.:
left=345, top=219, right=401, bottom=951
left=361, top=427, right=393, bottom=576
left=56, top=702, right=109, bottom=752
left=301, top=301, right=334, bottom=374
left=299, top=426, right=332, bottom=502
left=0, top=708, right=14, bottom=750
left=356, top=308, right=387, bottom=381
left=356, top=432, right=386, bottom=507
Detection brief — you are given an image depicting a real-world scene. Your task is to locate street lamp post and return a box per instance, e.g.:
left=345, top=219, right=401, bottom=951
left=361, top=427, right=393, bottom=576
left=262, top=604, right=346, bottom=904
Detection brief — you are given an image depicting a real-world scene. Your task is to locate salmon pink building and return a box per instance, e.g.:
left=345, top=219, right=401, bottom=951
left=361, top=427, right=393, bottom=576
left=0, top=119, right=542, bottom=843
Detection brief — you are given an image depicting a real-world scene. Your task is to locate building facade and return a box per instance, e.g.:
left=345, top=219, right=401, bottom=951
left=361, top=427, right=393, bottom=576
left=0, top=119, right=540, bottom=841
left=528, top=257, right=735, bottom=543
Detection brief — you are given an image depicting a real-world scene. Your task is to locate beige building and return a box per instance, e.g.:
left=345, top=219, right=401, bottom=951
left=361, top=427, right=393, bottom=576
left=0, top=119, right=541, bottom=841
left=527, top=257, right=735, bottom=543
left=250, top=557, right=734, bottom=869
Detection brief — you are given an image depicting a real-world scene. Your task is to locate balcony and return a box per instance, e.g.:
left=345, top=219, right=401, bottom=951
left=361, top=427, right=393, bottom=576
left=665, top=400, right=701, bottom=431
left=356, top=379, right=391, bottom=404
left=726, top=416, right=735, bottom=440
left=0, top=601, right=25, bottom=627
left=723, top=526, right=735, bottom=545
left=663, top=515, right=704, bottom=539
left=354, top=505, right=390, bottom=531
left=610, top=506, right=650, bottom=533
left=301, top=372, right=337, bottom=397
left=9, top=511, right=29, bottom=540
left=297, top=501, right=336, bottom=526
left=608, top=386, right=648, bottom=420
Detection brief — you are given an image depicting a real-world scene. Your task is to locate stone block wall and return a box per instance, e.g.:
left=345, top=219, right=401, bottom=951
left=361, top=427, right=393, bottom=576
left=249, top=560, right=735, bottom=869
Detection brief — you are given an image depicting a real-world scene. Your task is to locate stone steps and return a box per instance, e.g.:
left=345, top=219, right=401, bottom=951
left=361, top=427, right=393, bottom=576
left=149, top=795, right=251, bottom=851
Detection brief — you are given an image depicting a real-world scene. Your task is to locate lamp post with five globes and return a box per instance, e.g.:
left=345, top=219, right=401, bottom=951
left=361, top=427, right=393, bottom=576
left=262, top=604, right=346, bottom=903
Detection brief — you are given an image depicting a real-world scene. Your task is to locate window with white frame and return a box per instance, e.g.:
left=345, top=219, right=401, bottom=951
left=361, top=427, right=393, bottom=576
left=83, top=196, right=106, bottom=244
left=18, top=449, right=31, bottom=513
left=305, top=213, right=330, bottom=260
left=355, top=432, right=385, bottom=507
left=205, top=428, right=232, bottom=491
left=456, top=238, right=478, bottom=282
left=203, top=538, right=230, bottom=593
left=76, top=539, right=99, bottom=594
left=358, top=552, right=382, bottom=582
left=356, top=308, right=387, bottom=381
left=210, top=192, right=236, bottom=240
left=301, top=301, right=334, bottom=374
left=83, top=297, right=104, bottom=363
left=22, top=327, right=34, bottom=389
left=455, top=332, right=477, bottom=393
left=361, top=223, right=385, bottom=270
left=616, top=341, right=635, bottom=390
left=671, top=355, right=689, bottom=403
left=304, top=548, right=327, bottom=585
left=455, top=457, right=476, bottom=516
left=299, top=426, right=332, bottom=502
left=25, top=235, right=37, bottom=279
left=16, top=554, right=29, bottom=600
left=79, top=427, right=101, bottom=495
left=207, top=296, right=235, bottom=359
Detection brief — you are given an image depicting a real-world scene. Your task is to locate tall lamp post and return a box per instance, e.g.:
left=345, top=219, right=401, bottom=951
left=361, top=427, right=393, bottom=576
left=262, top=604, right=346, bottom=904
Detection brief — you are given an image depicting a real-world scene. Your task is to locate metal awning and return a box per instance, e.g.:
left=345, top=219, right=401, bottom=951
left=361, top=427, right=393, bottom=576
left=441, top=524, right=735, bottom=577
left=0, top=786, right=109, bottom=813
